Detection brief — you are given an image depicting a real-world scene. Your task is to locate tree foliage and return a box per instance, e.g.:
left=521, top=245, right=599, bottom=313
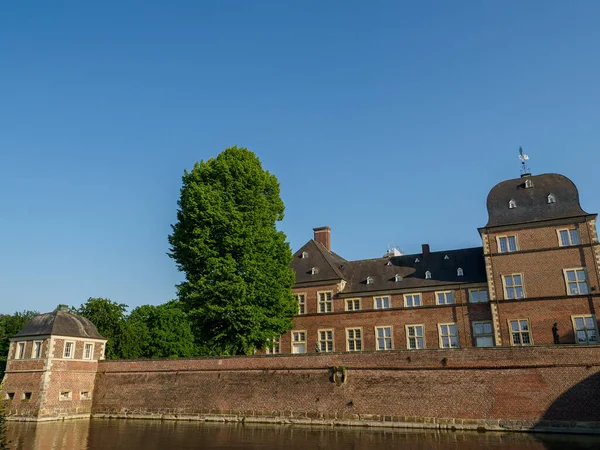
left=75, top=298, right=127, bottom=359
left=0, top=382, right=9, bottom=450
left=0, top=311, right=39, bottom=379
left=168, top=146, right=296, bottom=355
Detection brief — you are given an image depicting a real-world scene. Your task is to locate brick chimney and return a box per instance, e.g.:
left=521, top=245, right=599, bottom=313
left=422, top=244, right=430, bottom=258
left=314, top=226, right=331, bottom=252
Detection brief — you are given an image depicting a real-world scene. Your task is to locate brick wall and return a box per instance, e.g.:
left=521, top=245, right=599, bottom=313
left=93, top=346, right=600, bottom=428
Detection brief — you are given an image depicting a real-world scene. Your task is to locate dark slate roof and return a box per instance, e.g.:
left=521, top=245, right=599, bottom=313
left=340, top=247, right=486, bottom=294
left=291, top=240, right=347, bottom=284
left=484, top=173, right=589, bottom=228
left=14, top=310, right=105, bottom=339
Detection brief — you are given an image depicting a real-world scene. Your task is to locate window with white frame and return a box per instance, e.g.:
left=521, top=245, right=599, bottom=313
left=318, top=291, right=333, bottom=313
left=509, top=199, right=517, bottom=209
left=572, top=315, right=598, bottom=344
left=469, top=289, right=489, bottom=303
left=16, top=342, right=25, bottom=360
left=59, top=391, right=72, bottom=401
left=375, top=326, right=393, bottom=350
left=425, top=271, right=432, bottom=279
left=558, top=228, right=581, bottom=247
left=346, top=328, right=362, bottom=352
left=296, top=293, right=306, bottom=315
left=80, top=391, right=92, bottom=400
left=498, top=235, right=518, bottom=253
left=374, top=296, right=390, bottom=309
left=564, top=268, right=589, bottom=295
left=32, top=341, right=42, bottom=359
left=436, top=291, right=454, bottom=305
left=457, top=267, right=464, bottom=277
left=301, top=251, right=308, bottom=258
left=291, top=331, right=306, bottom=354
left=345, top=299, right=361, bottom=311
left=509, top=319, right=532, bottom=346
left=318, top=329, right=334, bottom=352
left=63, top=341, right=75, bottom=359
left=438, top=323, right=459, bottom=348
left=366, top=276, right=374, bottom=285
left=473, top=321, right=494, bottom=347
left=547, top=193, right=556, bottom=204
left=83, top=343, right=94, bottom=360
left=265, top=337, right=280, bottom=354
left=406, top=325, right=425, bottom=349
left=404, top=293, right=422, bottom=307
left=503, top=274, right=525, bottom=299
left=394, top=274, right=402, bottom=282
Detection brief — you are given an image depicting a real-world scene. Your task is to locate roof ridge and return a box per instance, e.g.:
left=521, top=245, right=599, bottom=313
left=341, top=246, right=484, bottom=265
left=311, top=240, right=346, bottom=279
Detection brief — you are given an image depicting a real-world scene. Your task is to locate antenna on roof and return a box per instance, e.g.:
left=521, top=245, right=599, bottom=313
left=518, top=147, right=531, bottom=176
left=384, top=242, right=403, bottom=257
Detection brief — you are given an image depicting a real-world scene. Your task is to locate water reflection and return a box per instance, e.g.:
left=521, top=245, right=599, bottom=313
left=6, top=419, right=600, bottom=450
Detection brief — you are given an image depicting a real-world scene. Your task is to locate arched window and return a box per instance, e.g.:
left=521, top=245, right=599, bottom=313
left=509, top=199, right=517, bottom=209
left=547, top=193, right=556, bottom=204
left=425, top=271, right=432, bottom=279
left=301, top=251, right=308, bottom=259
left=311, top=267, right=318, bottom=275
left=457, top=267, right=464, bottom=277
left=525, top=179, right=533, bottom=189
left=366, top=276, right=374, bottom=285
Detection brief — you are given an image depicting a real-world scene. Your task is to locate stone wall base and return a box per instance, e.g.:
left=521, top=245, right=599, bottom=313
left=7, top=414, right=91, bottom=422
left=89, top=413, right=600, bottom=435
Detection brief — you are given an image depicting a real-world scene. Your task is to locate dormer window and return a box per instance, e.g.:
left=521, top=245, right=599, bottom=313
left=366, top=276, right=374, bottom=285
left=457, top=267, right=464, bottom=277
left=425, top=271, right=432, bottom=279
left=310, top=267, right=318, bottom=275
left=444, top=255, right=450, bottom=260
left=524, top=179, right=533, bottom=189
left=301, top=251, right=308, bottom=259
left=415, top=258, right=420, bottom=263
left=386, top=260, right=392, bottom=266
left=394, top=274, right=402, bottom=282
left=509, top=199, right=517, bottom=209
left=547, top=194, right=556, bottom=204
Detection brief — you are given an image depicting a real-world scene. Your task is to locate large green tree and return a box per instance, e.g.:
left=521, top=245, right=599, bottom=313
left=0, top=311, right=39, bottom=379
left=75, top=298, right=128, bottom=359
left=168, top=146, right=296, bottom=355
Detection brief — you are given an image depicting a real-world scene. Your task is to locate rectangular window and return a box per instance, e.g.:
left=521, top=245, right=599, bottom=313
left=296, top=293, right=306, bottom=315
left=374, top=296, right=390, bottom=309
left=498, top=235, right=518, bottom=253
left=63, top=341, right=75, bottom=359
left=346, top=328, right=363, bottom=352
left=509, top=319, right=532, bottom=346
left=22, top=392, right=32, bottom=401
left=59, top=391, right=72, bottom=401
left=32, top=341, right=42, bottom=359
left=318, top=291, right=333, bottom=313
left=406, top=325, right=425, bottom=349
left=6, top=393, right=15, bottom=401
left=291, top=331, right=306, bottom=354
left=558, top=228, right=581, bottom=247
left=438, top=323, right=459, bottom=348
left=572, top=315, right=598, bottom=344
left=16, top=342, right=25, bottom=359
left=318, top=329, right=334, bottom=353
left=435, top=291, right=455, bottom=305
left=375, top=326, right=393, bottom=350
left=84, top=343, right=94, bottom=360
left=564, top=268, right=589, bottom=295
left=345, top=299, right=361, bottom=311
left=265, top=337, right=280, bottom=354
left=473, top=321, right=494, bottom=347
left=404, top=293, right=422, bottom=307
left=469, top=289, right=489, bottom=303
left=80, top=391, right=92, bottom=400
left=503, top=274, right=525, bottom=299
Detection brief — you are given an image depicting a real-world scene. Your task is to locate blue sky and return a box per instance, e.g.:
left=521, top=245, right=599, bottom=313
left=1, top=1, right=599, bottom=314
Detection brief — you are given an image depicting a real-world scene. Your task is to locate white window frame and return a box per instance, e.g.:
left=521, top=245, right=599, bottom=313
left=508, top=319, right=533, bottom=346
left=80, top=391, right=92, bottom=400
left=83, top=342, right=95, bottom=360
left=472, top=321, right=494, bottom=347
left=59, top=391, right=72, bottom=401
left=375, top=326, right=393, bottom=351
left=394, top=274, right=402, bottom=282
left=374, top=296, right=391, bottom=309
left=32, top=341, right=43, bottom=359
left=425, top=271, right=432, bottom=279
left=63, top=341, right=75, bottom=359
left=317, top=291, right=333, bottom=313
left=404, top=293, right=422, bottom=307
left=509, top=199, right=517, bottom=209
left=497, top=235, right=518, bottom=253
left=317, top=329, right=334, bottom=353
left=16, top=342, right=26, bottom=360
left=265, top=337, right=280, bottom=354
left=503, top=273, right=525, bottom=299
left=557, top=228, right=581, bottom=247
left=438, top=323, right=459, bottom=348
left=547, top=193, right=556, bottom=204
left=435, top=291, right=455, bottom=305
left=457, top=267, right=464, bottom=277
left=563, top=268, right=590, bottom=296
left=366, top=276, right=374, bottom=285
left=571, top=315, right=598, bottom=344
left=345, top=298, right=361, bottom=311
left=291, top=330, right=307, bottom=354
left=296, top=293, right=306, bottom=315
left=346, top=327, right=363, bottom=352
left=469, top=288, right=489, bottom=303
left=406, top=324, right=425, bottom=350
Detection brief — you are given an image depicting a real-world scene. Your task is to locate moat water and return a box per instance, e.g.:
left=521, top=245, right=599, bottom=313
left=6, top=419, right=600, bottom=450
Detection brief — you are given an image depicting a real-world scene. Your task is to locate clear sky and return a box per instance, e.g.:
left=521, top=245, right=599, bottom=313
left=1, top=1, right=599, bottom=314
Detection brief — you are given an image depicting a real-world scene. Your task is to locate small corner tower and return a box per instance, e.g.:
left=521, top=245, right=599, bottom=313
left=1, top=305, right=107, bottom=421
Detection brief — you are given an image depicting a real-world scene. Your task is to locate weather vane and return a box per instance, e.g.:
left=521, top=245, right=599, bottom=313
left=518, top=146, right=530, bottom=175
